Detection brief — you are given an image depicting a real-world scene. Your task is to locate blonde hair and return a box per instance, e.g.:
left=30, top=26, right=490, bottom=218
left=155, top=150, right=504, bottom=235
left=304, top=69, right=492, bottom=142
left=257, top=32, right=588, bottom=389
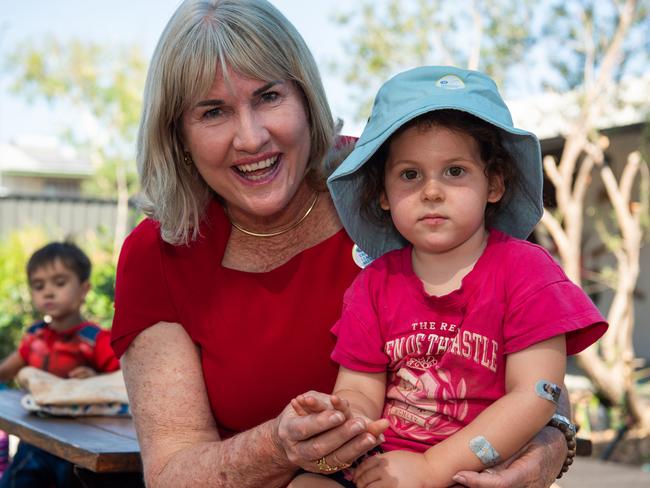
left=137, top=0, right=335, bottom=244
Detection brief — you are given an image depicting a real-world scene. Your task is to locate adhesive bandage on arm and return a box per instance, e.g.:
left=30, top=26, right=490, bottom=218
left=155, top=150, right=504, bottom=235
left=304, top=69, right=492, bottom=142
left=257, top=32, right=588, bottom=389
left=469, top=436, right=501, bottom=466
left=535, top=380, right=561, bottom=405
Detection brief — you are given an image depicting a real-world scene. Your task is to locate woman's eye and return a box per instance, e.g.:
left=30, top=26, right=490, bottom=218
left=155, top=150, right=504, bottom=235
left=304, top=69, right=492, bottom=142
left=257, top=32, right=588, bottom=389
left=445, top=166, right=465, bottom=177
left=399, top=169, right=419, bottom=180
left=260, top=91, right=280, bottom=103
left=203, top=107, right=224, bottom=119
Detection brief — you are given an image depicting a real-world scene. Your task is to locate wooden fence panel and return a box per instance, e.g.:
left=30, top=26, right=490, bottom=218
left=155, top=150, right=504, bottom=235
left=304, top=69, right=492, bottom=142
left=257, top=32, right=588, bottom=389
left=0, top=194, right=139, bottom=239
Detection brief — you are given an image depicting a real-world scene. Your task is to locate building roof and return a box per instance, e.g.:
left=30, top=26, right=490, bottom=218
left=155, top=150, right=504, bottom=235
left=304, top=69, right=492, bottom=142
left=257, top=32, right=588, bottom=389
left=0, top=137, right=93, bottom=178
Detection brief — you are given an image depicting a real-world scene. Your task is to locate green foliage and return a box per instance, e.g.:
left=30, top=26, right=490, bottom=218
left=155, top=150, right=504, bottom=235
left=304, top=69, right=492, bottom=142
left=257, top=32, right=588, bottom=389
left=0, top=230, right=44, bottom=359
left=332, top=0, right=535, bottom=121
left=5, top=37, right=147, bottom=198
left=541, top=0, right=650, bottom=93
left=0, top=229, right=118, bottom=360
left=331, top=0, right=650, bottom=122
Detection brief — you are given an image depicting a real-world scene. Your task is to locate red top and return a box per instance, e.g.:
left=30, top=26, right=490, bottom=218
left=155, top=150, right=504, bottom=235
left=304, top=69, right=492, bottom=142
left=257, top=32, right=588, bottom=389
left=19, top=321, right=120, bottom=378
left=111, top=199, right=361, bottom=436
left=332, top=230, right=607, bottom=452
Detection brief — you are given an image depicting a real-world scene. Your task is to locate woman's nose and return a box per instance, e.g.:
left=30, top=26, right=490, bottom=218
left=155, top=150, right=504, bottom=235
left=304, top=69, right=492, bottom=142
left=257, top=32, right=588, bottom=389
left=421, top=178, right=444, bottom=202
left=233, top=110, right=270, bottom=153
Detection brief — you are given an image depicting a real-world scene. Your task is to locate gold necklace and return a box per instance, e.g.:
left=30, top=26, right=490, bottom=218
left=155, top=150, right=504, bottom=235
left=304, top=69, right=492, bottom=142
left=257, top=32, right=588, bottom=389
left=228, top=192, right=319, bottom=238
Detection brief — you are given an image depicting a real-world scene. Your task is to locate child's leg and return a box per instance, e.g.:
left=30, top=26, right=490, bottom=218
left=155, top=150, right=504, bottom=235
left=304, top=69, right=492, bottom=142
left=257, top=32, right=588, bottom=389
left=288, top=472, right=347, bottom=487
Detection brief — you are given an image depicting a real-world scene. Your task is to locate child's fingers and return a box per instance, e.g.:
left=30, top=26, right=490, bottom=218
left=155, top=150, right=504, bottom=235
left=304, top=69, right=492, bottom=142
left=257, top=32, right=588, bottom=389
left=330, top=394, right=352, bottom=417
left=294, top=393, right=334, bottom=415
left=67, top=366, right=96, bottom=379
left=291, top=398, right=310, bottom=416
left=366, top=419, right=389, bottom=438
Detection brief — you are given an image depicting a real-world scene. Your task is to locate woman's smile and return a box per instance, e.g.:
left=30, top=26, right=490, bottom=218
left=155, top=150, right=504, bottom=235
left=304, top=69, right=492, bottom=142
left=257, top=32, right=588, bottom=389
left=233, top=153, right=281, bottom=183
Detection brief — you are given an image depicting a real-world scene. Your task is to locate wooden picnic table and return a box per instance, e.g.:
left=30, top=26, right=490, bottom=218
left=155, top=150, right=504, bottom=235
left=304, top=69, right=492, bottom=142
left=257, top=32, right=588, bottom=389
left=0, top=388, right=143, bottom=487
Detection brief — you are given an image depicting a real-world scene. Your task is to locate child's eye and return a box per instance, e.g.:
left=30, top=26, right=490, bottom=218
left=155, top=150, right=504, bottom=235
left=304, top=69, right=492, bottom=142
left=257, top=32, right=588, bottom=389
left=445, top=166, right=465, bottom=177
left=399, top=169, right=420, bottom=180
left=54, top=279, right=67, bottom=287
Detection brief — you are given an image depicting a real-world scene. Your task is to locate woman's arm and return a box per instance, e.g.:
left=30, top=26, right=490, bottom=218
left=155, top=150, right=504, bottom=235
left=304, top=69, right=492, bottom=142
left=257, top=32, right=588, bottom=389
left=122, top=322, right=293, bottom=487
left=122, top=322, right=380, bottom=487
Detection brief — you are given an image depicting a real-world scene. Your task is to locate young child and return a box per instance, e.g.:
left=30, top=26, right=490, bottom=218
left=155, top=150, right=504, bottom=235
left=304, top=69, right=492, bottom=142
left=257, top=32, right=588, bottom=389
left=290, top=66, right=608, bottom=488
left=0, top=241, right=120, bottom=488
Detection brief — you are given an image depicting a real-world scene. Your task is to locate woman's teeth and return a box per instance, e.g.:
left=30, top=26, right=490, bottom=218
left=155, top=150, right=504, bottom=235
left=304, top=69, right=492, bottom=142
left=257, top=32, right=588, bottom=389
left=236, top=156, right=278, bottom=173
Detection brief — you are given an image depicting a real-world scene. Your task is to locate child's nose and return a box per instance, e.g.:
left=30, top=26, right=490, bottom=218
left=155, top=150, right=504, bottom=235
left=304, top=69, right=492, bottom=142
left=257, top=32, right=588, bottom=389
left=421, top=178, right=444, bottom=202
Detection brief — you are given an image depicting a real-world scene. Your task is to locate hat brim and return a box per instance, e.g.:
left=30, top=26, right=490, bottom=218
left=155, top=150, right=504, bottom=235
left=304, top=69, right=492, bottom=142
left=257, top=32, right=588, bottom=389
left=328, top=104, right=543, bottom=259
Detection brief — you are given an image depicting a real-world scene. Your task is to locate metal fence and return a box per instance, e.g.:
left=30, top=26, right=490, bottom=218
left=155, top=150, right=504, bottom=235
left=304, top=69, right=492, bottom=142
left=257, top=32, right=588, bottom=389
left=0, top=193, right=140, bottom=239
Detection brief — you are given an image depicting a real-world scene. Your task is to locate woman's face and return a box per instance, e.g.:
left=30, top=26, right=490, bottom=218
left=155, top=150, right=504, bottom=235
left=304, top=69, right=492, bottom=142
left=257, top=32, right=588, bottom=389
left=182, top=69, right=312, bottom=224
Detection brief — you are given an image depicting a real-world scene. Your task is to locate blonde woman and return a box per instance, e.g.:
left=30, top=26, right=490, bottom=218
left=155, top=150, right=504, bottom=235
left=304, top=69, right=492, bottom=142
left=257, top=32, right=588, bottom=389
left=111, top=1, right=572, bottom=486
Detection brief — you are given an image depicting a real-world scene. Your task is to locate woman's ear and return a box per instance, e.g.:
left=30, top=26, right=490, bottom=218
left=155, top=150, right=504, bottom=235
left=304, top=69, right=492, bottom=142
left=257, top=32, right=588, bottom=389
left=487, top=173, right=505, bottom=203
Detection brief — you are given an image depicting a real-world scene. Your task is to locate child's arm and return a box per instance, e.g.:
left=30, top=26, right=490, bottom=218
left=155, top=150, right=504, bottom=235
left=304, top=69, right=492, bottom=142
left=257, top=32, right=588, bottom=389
left=333, top=367, right=387, bottom=422
left=292, top=367, right=390, bottom=437
left=354, top=335, right=566, bottom=488
left=0, top=350, right=26, bottom=383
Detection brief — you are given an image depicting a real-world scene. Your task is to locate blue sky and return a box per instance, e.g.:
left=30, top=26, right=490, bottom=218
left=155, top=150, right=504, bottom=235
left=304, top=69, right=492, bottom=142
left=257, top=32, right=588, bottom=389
left=0, top=0, right=358, bottom=144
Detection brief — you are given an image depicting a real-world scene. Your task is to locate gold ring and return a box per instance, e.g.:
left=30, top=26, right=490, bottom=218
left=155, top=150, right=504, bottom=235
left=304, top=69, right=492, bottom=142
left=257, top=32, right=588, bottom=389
left=316, top=456, right=350, bottom=473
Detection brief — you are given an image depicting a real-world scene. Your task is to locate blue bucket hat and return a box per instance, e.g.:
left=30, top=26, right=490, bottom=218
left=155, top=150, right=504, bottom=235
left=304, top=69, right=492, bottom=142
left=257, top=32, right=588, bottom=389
left=327, top=65, right=543, bottom=259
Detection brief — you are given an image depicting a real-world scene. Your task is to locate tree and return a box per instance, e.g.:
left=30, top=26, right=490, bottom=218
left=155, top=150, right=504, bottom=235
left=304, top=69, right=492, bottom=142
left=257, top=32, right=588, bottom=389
left=334, top=0, right=650, bottom=427
left=333, top=0, right=536, bottom=122
left=5, top=37, right=146, bottom=260
left=534, top=0, right=650, bottom=428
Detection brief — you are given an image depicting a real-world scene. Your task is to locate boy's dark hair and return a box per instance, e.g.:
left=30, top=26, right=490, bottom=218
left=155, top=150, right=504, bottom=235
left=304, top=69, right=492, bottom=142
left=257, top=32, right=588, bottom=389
left=360, top=109, right=522, bottom=230
left=26, top=242, right=92, bottom=283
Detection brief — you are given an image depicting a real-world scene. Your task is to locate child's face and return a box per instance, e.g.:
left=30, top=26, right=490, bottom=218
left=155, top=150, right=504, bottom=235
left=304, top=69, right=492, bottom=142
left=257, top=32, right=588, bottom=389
left=380, top=124, right=504, bottom=255
left=29, top=258, right=89, bottom=326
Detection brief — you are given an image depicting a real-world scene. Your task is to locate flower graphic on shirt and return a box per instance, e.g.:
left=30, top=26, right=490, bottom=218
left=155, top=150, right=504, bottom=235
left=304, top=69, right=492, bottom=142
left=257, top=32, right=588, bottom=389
left=385, top=366, right=469, bottom=441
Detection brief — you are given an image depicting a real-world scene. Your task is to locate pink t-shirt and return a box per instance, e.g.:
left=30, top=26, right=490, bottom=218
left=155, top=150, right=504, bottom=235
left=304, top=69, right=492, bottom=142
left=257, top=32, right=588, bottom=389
left=331, top=230, right=607, bottom=453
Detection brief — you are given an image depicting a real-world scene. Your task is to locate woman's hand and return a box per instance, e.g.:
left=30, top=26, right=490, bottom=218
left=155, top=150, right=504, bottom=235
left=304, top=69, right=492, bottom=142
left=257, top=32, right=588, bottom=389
left=277, top=391, right=386, bottom=473
left=451, top=426, right=566, bottom=488
left=354, top=450, right=432, bottom=488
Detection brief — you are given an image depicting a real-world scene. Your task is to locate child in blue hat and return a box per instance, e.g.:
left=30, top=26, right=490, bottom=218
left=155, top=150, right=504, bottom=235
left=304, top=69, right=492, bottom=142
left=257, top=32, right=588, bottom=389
left=289, top=66, right=608, bottom=488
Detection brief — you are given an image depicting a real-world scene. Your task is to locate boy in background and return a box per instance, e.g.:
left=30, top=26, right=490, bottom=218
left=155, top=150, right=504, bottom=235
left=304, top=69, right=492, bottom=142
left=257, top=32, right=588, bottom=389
left=0, top=241, right=119, bottom=488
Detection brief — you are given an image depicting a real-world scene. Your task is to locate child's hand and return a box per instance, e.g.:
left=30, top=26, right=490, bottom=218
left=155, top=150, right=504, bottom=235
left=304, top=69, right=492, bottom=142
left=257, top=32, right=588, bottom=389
left=291, top=394, right=389, bottom=438
left=354, top=450, right=433, bottom=488
left=67, top=366, right=97, bottom=379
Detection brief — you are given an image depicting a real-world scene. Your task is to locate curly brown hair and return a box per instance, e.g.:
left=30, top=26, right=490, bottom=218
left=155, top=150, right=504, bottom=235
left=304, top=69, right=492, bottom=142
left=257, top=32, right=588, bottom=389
left=359, top=109, right=521, bottom=231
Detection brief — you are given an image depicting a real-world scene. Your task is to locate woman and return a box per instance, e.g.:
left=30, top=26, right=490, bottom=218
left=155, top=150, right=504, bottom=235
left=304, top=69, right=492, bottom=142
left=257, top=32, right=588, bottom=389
left=111, top=1, right=571, bottom=486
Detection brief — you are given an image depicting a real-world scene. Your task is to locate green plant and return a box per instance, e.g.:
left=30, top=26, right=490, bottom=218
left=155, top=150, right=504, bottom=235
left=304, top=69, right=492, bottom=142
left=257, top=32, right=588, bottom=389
left=0, top=229, right=46, bottom=358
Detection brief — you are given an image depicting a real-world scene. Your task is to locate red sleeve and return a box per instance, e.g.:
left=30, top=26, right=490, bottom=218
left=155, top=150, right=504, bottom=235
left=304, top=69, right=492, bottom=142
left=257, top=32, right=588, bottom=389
left=503, top=243, right=607, bottom=355
left=17, top=333, right=33, bottom=363
left=331, top=265, right=388, bottom=373
left=92, top=330, right=120, bottom=372
left=111, top=218, right=179, bottom=358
